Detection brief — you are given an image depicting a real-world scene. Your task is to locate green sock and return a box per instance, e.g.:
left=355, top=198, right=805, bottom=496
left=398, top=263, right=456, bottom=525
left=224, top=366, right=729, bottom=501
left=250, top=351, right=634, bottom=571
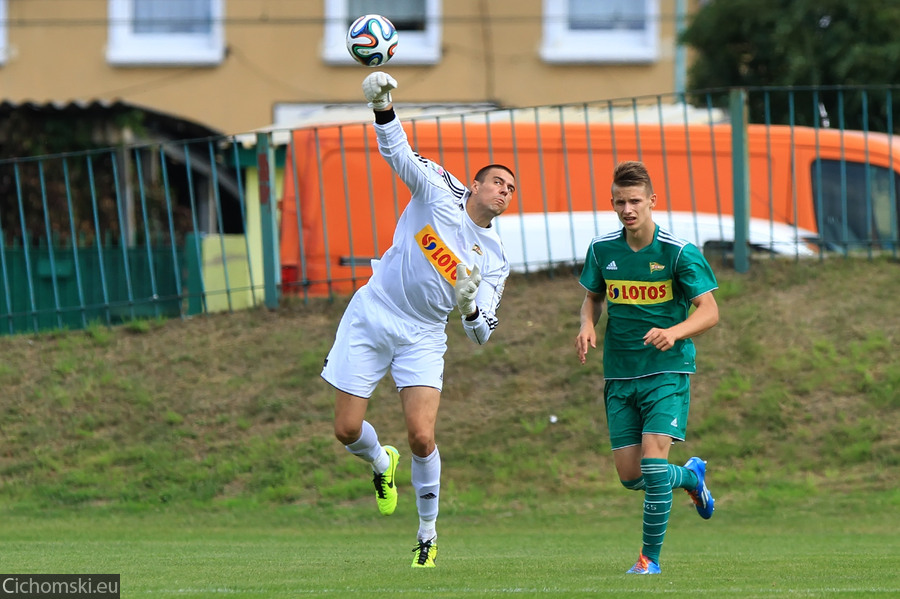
left=640, top=458, right=671, bottom=564
left=620, top=464, right=699, bottom=492
left=668, top=463, right=699, bottom=490
left=622, top=477, right=644, bottom=491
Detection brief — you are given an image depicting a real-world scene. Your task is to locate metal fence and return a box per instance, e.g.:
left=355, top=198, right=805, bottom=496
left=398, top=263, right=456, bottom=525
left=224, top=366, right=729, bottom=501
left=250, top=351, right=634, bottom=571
left=0, top=136, right=267, bottom=335
left=3, top=86, right=899, bottom=335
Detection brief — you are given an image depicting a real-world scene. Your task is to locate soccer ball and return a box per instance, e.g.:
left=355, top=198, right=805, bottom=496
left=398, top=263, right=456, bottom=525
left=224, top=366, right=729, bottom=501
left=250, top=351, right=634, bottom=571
left=346, top=14, right=398, bottom=67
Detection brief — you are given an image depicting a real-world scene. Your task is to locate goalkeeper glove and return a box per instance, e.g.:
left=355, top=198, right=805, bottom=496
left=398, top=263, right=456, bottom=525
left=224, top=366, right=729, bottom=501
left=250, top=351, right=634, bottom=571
left=362, top=72, right=397, bottom=110
left=455, top=264, right=481, bottom=317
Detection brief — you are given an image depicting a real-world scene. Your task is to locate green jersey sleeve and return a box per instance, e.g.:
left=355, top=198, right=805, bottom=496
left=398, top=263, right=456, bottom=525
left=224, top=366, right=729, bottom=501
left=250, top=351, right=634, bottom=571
left=579, top=242, right=607, bottom=294
left=675, top=243, right=718, bottom=299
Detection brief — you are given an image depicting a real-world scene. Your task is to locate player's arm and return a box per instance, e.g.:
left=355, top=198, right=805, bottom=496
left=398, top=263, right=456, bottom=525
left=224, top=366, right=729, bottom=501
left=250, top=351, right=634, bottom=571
left=364, top=73, right=465, bottom=204
left=642, top=291, right=719, bottom=351
left=363, top=72, right=446, bottom=200
left=576, top=290, right=605, bottom=365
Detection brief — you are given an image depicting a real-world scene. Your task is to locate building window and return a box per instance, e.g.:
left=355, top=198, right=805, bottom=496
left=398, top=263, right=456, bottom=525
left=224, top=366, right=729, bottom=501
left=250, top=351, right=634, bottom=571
left=322, top=0, right=441, bottom=66
left=107, top=0, right=225, bottom=66
left=541, top=0, right=659, bottom=64
left=0, top=1, right=7, bottom=65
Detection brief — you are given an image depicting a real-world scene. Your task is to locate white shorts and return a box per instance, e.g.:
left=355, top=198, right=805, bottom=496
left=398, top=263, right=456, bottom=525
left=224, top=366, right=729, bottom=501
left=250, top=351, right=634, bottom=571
left=321, top=285, right=448, bottom=398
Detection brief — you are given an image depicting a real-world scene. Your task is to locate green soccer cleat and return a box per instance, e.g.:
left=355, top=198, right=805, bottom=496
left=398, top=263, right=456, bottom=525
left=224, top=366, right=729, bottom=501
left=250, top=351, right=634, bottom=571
left=373, top=445, right=399, bottom=516
left=411, top=537, right=438, bottom=568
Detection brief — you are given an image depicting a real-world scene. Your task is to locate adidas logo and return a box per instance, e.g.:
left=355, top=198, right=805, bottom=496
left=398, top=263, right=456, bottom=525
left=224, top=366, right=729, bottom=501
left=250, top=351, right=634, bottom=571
left=605, top=260, right=618, bottom=270
left=419, top=493, right=437, bottom=500
left=670, top=417, right=678, bottom=427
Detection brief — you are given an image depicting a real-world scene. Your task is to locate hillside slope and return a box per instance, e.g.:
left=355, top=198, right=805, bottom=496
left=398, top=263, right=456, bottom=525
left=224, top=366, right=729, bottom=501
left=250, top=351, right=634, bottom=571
left=1, top=256, right=898, bottom=511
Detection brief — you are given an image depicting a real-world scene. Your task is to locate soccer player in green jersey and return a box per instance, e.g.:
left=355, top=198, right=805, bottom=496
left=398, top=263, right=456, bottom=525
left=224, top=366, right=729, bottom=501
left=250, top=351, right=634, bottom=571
left=575, top=161, right=720, bottom=575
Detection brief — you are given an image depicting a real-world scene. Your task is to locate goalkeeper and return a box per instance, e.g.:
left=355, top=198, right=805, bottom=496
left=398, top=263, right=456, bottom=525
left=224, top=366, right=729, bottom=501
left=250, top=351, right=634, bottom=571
left=321, top=72, right=516, bottom=568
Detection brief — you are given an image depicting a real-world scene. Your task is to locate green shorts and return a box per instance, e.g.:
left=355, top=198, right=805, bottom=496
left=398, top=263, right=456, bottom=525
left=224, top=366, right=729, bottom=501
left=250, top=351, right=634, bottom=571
left=603, top=372, right=691, bottom=450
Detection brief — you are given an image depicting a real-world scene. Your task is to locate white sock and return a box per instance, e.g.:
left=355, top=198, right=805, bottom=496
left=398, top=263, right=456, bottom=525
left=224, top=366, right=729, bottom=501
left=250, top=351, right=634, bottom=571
left=411, top=446, right=441, bottom=539
left=344, top=421, right=388, bottom=471
left=418, top=519, right=437, bottom=542
left=371, top=448, right=391, bottom=474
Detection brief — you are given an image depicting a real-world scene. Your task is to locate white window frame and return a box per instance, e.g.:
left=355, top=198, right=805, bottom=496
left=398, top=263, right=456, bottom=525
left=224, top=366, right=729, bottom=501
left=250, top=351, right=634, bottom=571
left=540, top=0, right=659, bottom=64
left=0, top=1, right=8, bottom=65
left=322, top=0, right=442, bottom=66
left=106, top=0, right=225, bottom=67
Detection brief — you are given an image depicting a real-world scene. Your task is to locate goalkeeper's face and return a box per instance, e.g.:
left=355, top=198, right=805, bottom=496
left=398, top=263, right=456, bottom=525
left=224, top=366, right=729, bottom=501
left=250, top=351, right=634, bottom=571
left=469, top=168, right=516, bottom=225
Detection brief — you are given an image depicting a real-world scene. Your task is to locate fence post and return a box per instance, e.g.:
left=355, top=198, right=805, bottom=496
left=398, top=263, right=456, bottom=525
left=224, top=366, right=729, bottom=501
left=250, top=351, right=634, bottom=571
left=729, top=88, right=751, bottom=273
left=256, top=132, right=281, bottom=309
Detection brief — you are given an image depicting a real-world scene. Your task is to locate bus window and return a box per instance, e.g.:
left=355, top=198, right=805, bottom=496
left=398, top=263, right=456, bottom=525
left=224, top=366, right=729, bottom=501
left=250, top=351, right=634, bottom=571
left=811, top=159, right=900, bottom=251
left=870, top=166, right=899, bottom=248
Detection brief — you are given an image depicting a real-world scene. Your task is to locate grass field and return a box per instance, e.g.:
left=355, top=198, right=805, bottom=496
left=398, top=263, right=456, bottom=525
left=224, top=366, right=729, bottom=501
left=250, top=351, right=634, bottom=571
left=2, top=256, right=900, bottom=596
left=3, top=499, right=899, bottom=598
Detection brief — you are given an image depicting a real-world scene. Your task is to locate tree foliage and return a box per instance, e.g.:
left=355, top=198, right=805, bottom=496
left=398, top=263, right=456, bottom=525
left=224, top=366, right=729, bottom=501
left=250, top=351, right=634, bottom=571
left=682, top=0, right=900, bottom=131
left=0, top=109, right=147, bottom=246
left=0, top=109, right=220, bottom=247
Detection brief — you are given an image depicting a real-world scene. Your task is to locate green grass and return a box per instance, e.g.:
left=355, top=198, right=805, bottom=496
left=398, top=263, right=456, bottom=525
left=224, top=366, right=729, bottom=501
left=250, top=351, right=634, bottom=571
left=2, top=256, right=900, bottom=595
left=2, top=501, right=898, bottom=598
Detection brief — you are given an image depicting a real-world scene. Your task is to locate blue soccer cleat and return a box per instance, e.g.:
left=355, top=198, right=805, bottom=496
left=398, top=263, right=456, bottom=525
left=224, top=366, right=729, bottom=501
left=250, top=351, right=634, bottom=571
left=684, top=456, right=715, bottom=519
left=626, top=552, right=661, bottom=574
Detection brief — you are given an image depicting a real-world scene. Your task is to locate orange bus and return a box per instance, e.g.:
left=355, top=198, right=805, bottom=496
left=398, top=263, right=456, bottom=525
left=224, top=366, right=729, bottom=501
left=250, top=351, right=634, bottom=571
left=279, top=118, right=900, bottom=295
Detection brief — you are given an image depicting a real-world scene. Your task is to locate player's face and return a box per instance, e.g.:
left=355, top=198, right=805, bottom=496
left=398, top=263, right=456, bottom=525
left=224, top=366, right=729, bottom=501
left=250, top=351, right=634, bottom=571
left=470, top=168, right=516, bottom=221
left=611, top=184, right=656, bottom=233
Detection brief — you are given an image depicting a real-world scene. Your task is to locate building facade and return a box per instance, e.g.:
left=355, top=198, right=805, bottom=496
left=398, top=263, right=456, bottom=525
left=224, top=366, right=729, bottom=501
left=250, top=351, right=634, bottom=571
left=0, top=0, right=700, bottom=136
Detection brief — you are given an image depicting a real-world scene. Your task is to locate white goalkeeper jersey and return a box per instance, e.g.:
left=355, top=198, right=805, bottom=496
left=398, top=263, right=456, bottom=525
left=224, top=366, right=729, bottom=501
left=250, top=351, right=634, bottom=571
left=366, top=115, right=509, bottom=345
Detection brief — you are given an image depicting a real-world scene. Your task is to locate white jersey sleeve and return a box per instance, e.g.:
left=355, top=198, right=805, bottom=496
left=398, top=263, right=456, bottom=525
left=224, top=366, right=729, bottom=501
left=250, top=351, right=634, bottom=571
left=374, top=118, right=468, bottom=205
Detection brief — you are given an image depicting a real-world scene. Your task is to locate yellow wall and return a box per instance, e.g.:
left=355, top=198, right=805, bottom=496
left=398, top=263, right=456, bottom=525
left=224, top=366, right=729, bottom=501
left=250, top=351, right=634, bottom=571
left=200, top=165, right=284, bottom=312
left=201, top=235, right=254, bottom=313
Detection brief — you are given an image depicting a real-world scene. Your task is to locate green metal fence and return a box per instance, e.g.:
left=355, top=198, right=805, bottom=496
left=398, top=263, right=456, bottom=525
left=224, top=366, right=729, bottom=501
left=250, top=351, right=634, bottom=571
left=2, top=86, right=899, bottom=335
left=0, top=136, right=267, bottom=335
left=0, top=239, right=181, bottom=333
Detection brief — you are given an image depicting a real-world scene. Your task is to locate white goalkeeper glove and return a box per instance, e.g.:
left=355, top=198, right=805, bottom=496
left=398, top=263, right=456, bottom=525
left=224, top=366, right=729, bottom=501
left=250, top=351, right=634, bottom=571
left=362, top=72, right=397, bottom=110
left=455, top=264, right=481, bottom=317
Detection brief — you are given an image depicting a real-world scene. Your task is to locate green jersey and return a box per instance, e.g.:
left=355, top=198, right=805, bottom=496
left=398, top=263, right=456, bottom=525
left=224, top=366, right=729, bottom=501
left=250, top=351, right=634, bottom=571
left=579, top=225, right=718, bottom=379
